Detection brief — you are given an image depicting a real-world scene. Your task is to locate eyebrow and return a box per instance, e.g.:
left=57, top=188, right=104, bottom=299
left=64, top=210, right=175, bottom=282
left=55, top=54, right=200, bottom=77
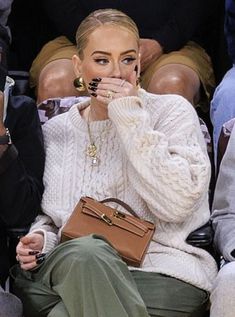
left=91, top=49, right=137, bottom=56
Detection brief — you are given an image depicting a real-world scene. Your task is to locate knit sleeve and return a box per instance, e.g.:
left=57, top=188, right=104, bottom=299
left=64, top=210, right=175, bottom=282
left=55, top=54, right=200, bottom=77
left=108, top=94, right=210, bottom=223
left=29, top=214, right=59, bottom=253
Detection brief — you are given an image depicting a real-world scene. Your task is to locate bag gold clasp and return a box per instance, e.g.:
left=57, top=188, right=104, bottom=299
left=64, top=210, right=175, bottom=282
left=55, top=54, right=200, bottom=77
left=101, top=214, right=112, bottom=225
left=113, top=211, right=125, bottom=219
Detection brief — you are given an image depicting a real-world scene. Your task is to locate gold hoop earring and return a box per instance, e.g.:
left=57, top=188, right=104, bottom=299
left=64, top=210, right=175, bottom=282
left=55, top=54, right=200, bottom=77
left=73, top=76, right=86, bottom=92
left=136, top=77, right=141, bottom=89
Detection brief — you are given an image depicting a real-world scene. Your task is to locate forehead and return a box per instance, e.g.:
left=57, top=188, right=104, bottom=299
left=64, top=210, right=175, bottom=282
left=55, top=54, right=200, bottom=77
left=85, top=25, right=138, bottom=53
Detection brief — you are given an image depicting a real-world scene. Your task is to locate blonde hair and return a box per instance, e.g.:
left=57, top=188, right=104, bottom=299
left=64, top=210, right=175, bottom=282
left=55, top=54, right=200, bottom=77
left=75, top=9, right=140, bottom=58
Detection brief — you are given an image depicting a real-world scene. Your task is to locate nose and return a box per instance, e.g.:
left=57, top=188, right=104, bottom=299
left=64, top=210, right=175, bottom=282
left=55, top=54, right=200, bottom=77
left=111, top=61, right=122, bottom=78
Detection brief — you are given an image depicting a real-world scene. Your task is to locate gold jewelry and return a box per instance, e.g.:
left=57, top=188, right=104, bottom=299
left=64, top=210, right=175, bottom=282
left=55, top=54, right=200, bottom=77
left=120, top=79, right=125, bottom=87
left=136, top=77, right=141, bottom=88
left=86, top=109, right=99, bottom=166
left=106, top=90, right=114, bottom=100
left=74, top=76, right=86, bottom=92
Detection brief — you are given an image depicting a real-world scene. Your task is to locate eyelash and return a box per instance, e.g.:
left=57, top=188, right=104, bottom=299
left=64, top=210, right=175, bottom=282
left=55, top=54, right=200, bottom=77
left=94, top=57, right=136, bottom=65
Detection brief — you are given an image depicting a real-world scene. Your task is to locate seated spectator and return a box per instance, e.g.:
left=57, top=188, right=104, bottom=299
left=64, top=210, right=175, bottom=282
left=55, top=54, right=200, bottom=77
left=0, top=10, right=45, bottom=314
left=11, top=9, right=218, bottom=317
left=210, top=122, right=235, bottom=317
left=30, top=0, right=218, bottom=106
left=210, top=0, right=235, bottom=163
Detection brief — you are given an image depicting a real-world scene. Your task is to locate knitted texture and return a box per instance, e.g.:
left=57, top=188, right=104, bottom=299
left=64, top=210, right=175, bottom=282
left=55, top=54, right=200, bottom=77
left=30, top=89, right=218, bottom=292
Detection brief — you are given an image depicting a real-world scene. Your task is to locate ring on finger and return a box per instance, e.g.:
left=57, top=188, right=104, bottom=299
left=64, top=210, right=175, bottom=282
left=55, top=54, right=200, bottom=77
left=120, top=79, right=125, bottom=87
left=106, top=90, right=114, bottom=100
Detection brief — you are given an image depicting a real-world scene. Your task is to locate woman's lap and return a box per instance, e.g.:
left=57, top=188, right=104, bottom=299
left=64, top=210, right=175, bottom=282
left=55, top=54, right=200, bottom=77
left=11, top=236, right=208, bottom=317
left=131, top=270, right=209, bottom=317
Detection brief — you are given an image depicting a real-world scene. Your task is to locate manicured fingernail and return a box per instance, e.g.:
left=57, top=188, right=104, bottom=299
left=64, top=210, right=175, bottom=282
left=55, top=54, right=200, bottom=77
left=36, top=257, right=45, bottom=265
left=92, top=78, right=102, bottom=82
left=28, top=250, right=40, bottom=255
left=88, top=82, right=98, bottom=87
left=134, top=65, right=138, bottom=73
left=35, top=253, right=46, bottom=259
left=90, top=93, right=97, bottom=97
left=88, top=86, right=97, bottom=92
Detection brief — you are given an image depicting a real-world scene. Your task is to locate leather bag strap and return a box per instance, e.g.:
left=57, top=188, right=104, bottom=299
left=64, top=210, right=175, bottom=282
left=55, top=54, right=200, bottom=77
left=100, top=198, right=139, bottom=218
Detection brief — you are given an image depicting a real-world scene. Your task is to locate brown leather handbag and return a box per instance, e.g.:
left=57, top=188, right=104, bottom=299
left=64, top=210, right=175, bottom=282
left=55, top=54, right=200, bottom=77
left=61, top=196, right=155, bottom=267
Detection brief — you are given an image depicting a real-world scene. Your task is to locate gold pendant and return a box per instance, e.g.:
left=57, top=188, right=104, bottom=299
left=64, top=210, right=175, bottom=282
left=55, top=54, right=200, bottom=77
left=86, top=143, right=99, bottom=166
left=86, top=143, right=97, bottom=157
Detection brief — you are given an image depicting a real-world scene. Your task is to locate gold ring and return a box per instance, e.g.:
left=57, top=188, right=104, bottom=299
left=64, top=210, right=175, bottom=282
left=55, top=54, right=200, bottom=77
left=106, top=90, right=113, bottom=100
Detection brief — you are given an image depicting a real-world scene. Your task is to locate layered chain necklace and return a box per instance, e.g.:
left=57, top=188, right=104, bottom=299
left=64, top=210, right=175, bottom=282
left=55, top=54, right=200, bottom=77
left=86, top=109, right=99, bottom=166
left=86, top=108, right=110, bottom=166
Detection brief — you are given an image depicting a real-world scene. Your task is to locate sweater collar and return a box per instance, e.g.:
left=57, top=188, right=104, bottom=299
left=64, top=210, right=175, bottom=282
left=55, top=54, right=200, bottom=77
left=68, top=98, right=112, bottom=133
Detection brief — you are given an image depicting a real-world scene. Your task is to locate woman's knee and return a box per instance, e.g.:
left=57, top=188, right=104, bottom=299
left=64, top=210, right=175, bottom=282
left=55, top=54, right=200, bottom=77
left=58, top=235, right=118, bottom=264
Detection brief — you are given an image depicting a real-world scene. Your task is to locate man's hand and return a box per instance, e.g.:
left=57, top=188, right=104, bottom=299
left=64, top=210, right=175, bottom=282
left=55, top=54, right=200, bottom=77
left=139, top=39, right=163, bottom=72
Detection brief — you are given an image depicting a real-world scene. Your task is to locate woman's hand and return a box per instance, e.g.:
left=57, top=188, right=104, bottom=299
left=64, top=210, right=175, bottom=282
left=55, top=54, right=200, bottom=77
left=88, top=68, right=138, bottom=105
left=16, top=233, right=45, bottom=271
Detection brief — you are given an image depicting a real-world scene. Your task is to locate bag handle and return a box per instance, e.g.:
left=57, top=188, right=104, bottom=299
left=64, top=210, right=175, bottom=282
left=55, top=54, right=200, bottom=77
left=100, top=198, right=139, bottom=218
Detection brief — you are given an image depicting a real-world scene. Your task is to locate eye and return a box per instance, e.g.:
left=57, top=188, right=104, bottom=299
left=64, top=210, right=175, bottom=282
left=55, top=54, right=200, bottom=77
left=122, top=56, right=136, bottom=65
left=94, top=58, right=109, bottom=65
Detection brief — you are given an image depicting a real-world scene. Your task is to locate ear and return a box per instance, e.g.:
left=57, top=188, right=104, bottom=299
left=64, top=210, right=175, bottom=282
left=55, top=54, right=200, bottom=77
left=72, top=54, right=82, bottom=77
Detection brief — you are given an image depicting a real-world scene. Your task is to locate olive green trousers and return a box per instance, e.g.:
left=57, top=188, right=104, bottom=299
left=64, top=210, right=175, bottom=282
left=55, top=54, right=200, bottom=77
left=10, top=235, right=209, bottom=317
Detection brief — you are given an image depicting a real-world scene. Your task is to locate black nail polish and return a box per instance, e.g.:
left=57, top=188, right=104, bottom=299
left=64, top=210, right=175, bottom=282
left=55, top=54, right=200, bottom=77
left=36, top=257, right=45, bottom=265
left=134, top=65, right=138, bottom=73
left=92, top=78, right=102, bottom=82
left=88, top=86, right=97, bottom=92
left=90, top=93, right=97, bottom=97
left=88, top=82, right=98, bottom=87
left=35, top=253, right=46, bottom=259
left=28, top=250, right=40, bottom=255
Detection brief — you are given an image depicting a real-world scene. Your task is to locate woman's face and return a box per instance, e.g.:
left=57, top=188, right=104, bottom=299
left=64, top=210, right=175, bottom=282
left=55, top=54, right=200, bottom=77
left=73, top=25, right=140, bottom=86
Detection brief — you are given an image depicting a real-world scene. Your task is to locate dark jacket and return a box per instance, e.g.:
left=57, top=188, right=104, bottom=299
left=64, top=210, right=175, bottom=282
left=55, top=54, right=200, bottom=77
left=43, top=0, right=219, bottom=54
left=0, top=92, right=45, bottom=228
left=225, top=0, right=235, bottom=63
left=0, top=91, right=44, bottom=285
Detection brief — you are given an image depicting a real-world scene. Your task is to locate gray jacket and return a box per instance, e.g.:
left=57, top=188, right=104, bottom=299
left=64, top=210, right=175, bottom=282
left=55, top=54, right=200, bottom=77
left=211, top=125, right=235, bottom=261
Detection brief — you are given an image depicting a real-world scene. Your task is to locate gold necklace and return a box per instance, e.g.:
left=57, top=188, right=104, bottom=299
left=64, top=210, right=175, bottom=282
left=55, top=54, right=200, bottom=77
left=86, top=109, right=99, bottom=166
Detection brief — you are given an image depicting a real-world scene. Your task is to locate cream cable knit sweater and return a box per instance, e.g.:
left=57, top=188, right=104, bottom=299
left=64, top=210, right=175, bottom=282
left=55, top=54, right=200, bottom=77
left=31, top=89, right=218, bottom=292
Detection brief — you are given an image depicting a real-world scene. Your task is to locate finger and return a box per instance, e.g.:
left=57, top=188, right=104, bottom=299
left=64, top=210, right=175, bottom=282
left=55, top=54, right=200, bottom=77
left=17, top=248, right=35, bottom=256
left=94, top=82, right=128, bottom=94
left=97, top=78, right=124, bottom=86
left=16, top=243, right=40, bottom=256
left=98, top=88, right=116, bottom=99
left=20, top=235, right=43, bottom=250
left=18, top=254, right=37, bottom=264
left=20, top=261, right=38, bottom=271
left=19, top=254, right=46, bottom=271
left=20, top=235, right=33, bottom=245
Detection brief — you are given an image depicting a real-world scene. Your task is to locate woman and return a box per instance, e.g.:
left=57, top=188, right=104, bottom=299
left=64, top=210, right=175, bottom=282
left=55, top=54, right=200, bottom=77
left=11, top=9, right=218, bottom=317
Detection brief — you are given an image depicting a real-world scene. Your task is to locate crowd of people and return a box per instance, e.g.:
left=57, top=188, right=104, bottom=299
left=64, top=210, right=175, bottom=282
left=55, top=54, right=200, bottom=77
left=0, top=0, right=234, bottom=316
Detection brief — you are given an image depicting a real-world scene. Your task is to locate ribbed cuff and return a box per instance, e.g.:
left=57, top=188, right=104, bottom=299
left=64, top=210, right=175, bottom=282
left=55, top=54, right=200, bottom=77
left=0, top=144, right=18, bottom=174
left=30, top=229, right=59, bottom=254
